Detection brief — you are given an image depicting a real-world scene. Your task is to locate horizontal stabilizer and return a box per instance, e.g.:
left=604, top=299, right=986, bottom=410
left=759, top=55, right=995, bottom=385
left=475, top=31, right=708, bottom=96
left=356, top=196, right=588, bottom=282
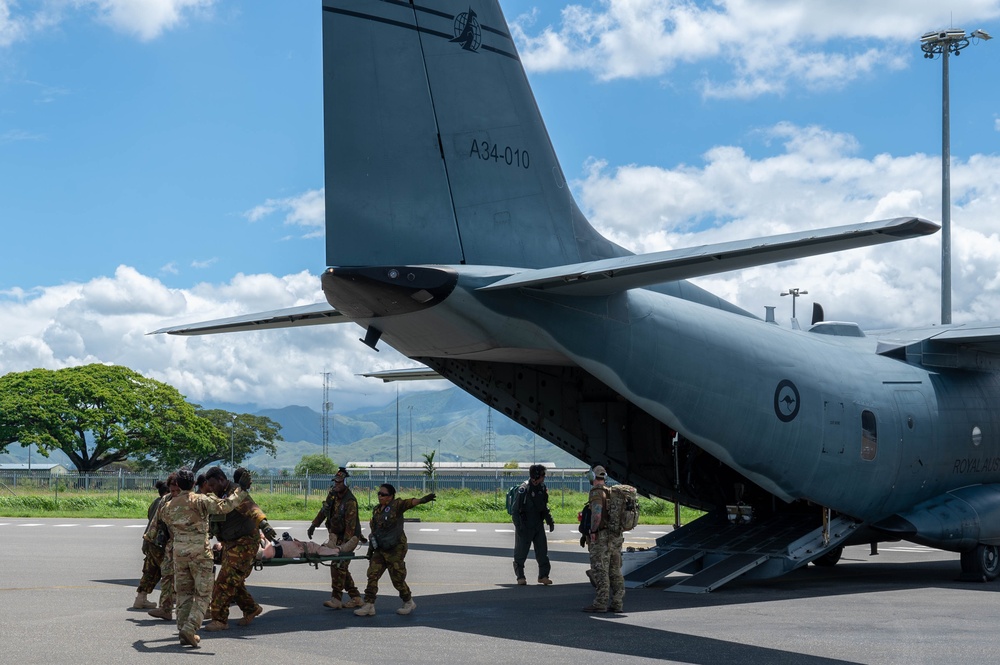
left=361, top=367, right=444, bottom=382
left=478, top=217, right=938, bottom=296
left=149, top=303, right=344, bottom=336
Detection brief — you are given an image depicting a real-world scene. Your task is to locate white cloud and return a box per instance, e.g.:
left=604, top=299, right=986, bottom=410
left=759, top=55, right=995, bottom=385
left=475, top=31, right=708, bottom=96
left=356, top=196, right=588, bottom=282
left=6, top=124, right=1000, bottom=412
left=0, top=266, right=415, bottom=412
left=0, top=0, right=215, bottom=48
left=576, top=121, right=1000, bottom=329
left=78, top=0, right=216, bottom=41
left=511, top=0, right=1000, bottom=97
left=244, top=188, right=325, bottom=239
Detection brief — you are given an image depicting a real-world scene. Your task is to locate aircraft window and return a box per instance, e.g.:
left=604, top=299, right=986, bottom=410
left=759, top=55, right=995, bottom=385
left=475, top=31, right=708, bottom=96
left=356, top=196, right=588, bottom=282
left=861, top=410, right=877, bottom=461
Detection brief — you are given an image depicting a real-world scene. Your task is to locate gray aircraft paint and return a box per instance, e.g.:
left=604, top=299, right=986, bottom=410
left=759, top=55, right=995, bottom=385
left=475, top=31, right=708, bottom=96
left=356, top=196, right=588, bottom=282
left=154, top=0, right=1000, bottom=583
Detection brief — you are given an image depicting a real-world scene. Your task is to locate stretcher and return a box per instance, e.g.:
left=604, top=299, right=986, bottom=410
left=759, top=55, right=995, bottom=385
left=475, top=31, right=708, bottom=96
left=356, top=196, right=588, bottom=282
left=253, top=552, right=364, bottom=571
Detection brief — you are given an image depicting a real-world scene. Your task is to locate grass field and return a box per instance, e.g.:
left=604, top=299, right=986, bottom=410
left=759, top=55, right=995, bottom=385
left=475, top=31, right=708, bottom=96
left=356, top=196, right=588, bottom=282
left=0, top=487, right=703, bottom=525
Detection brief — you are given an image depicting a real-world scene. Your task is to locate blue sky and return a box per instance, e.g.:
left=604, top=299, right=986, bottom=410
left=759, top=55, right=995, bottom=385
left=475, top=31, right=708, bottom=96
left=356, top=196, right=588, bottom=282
left=2, top=0, right=1000, bottom=413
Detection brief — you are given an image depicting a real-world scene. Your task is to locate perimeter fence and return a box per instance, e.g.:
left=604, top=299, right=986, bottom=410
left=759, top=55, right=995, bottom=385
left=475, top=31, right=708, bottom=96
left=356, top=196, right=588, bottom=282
left=0, top=468, right=594, bottom=501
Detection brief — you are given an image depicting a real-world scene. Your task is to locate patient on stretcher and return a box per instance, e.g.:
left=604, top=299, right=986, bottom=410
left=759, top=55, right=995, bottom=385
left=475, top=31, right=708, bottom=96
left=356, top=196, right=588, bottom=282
left=257, top=532, right=360, bottom=560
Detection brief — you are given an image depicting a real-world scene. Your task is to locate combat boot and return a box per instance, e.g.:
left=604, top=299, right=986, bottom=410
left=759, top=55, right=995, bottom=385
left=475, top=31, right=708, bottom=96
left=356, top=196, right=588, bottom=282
left=202, top=620, right=229, bottom=632
left=148, top=605, right=172, bottom=620
left=238, top=604, right=263, bottom=626
left=343, top=596, right=364, bottom=609
left=179, top=630, right=201, bottom=648
left=323, top=596, right=343, bottom=609
left=132, top=592, right=156, bottom=609
left=354, top=602, right=376, bottom=617
left=538, top=577, right=553, bottom=585
left=396, top=599, right=416, bottom=615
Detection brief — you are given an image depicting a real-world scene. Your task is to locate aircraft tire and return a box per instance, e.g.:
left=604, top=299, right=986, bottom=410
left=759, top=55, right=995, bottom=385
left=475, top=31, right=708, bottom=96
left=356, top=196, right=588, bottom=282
left=960, top=544, right=1000, bottom=581
left=812, top=546, right=843, bottom=567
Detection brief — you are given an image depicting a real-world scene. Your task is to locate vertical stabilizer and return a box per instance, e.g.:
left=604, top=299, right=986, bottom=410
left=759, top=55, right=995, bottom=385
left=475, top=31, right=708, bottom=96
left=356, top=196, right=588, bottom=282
left=322, top=0, right=626, bottom=270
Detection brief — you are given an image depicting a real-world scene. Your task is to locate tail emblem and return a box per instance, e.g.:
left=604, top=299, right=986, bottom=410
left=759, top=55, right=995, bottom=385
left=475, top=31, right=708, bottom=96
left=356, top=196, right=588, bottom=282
left=450, top=7, right=481, bottom=51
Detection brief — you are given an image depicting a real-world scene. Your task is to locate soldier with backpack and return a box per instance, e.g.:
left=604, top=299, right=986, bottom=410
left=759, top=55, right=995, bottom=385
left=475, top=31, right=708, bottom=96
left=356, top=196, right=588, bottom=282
left=511, top=464, right=555, bottom=586
left=583, top=465, right=627, bottom=613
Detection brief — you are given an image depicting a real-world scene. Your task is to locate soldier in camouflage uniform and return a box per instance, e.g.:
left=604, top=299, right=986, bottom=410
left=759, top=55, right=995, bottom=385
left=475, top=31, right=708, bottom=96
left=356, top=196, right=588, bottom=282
left=583, top=465, right=625, bottom=613
left=147, top=473, right=180, bottom=621
left=133, top=479, right=169, bottom=609
left=308, top=467, right=364, bottom=609
left=354, top=483, right=436, bottom=617
left=160, top=467, right=247, bottom=649
left=202, top=467, right=277, bottom=632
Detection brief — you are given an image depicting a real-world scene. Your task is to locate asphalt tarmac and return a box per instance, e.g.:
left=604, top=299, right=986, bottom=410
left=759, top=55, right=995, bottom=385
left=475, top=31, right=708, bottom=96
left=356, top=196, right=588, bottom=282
left=0, top=517, right=996, bottom=664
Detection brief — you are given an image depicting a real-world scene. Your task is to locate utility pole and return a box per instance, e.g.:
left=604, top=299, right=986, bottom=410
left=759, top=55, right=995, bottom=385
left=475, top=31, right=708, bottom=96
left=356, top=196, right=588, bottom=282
left=322, top=372, right=333, bottom=459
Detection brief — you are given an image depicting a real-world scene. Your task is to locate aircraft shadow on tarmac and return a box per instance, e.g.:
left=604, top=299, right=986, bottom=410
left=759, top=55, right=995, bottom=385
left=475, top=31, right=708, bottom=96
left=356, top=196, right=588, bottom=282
left=111, top=543, right=998, bottom=664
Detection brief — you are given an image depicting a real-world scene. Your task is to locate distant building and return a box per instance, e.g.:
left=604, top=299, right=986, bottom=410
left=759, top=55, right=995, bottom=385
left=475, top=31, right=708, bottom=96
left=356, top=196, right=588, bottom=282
left=0, top=463, right=70, bottom=476
left=344, top=461, right=588, bottom=476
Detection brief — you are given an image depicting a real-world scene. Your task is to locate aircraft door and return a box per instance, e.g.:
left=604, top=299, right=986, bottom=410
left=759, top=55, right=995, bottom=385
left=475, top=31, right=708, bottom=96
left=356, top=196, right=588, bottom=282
left=892, top=390, right=931, bottom=498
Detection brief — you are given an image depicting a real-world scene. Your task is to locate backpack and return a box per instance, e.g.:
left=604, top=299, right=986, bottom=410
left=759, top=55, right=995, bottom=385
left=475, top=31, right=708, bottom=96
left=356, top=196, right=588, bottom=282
left=578, top=502, right=592, bottom=535
left=505, top=482, right=527, bottom=518
left=606, top=484, right=640, bottom=533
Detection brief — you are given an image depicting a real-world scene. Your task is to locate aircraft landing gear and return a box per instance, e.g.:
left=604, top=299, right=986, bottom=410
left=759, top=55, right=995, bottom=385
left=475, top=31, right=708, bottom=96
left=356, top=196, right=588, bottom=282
left=960, top=544, right=1000, bottom=581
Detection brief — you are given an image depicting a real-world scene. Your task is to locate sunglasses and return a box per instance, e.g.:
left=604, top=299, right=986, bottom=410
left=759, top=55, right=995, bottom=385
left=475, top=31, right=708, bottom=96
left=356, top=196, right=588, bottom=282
left=377, top=492, right=391, bottom=497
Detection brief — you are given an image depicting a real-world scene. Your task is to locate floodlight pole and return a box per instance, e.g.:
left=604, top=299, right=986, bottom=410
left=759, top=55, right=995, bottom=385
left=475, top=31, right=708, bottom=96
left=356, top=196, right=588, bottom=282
left=780, top=288, right=807, bottom=321
left=921, top=28, right=991, bottom=324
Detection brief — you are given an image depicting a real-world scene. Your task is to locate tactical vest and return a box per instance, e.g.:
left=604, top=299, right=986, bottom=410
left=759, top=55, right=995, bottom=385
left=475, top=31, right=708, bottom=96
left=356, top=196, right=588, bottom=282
left=325, top=488, right=360, bottom=537
left=215, top=495, right=260, bottom=542
left=371, top=500, right=405, bottom=550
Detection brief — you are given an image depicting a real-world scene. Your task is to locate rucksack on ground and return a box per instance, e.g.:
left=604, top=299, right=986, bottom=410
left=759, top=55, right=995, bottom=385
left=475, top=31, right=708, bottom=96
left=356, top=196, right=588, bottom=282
left=606, top=484, right=640, bottom=533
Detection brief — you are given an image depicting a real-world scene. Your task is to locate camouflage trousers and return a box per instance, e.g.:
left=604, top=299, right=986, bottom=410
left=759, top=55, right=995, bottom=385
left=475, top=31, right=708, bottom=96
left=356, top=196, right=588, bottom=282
left=174, top=554, right=215, bottom=635
left=208, top=534, right=258, bottom=622
left=136, top=544, right=165, bottom=594
left=158, top=546, right=175, bottom=609
left=328, top=533, right=360, bottom=599
left=363, top=542, right=411, bottom=603
left=589, top=530, right=625, bottom=610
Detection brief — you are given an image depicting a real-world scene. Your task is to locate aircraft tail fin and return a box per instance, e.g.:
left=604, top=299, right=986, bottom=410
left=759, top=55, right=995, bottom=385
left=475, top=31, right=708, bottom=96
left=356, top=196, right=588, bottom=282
left=322, top=0, right=625, bottom=269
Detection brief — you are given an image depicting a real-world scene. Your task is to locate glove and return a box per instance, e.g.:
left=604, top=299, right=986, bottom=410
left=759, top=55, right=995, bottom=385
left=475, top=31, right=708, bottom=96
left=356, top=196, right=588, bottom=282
left=141, top=539, right=150, bottom=555
left=548, top=520, right=555, bottom=533
left=307, top=524, right=316, bottom=539
left=421, top=493, right=436, bottom=504
left=234, top=467, right=252, bottom=490
left=579, top=535, right=587, bottom=548
left=260, top=520, right=277, bottom=542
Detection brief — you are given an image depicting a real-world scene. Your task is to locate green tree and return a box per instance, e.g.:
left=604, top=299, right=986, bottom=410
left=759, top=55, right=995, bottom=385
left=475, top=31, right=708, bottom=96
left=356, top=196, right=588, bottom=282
left=422, top=450, right=437, bottom=477
left=0, top=364, right=218, bottom=473
left=295, top=454, right=337, bottom=476
left=148, top=409, right=283, bottom=473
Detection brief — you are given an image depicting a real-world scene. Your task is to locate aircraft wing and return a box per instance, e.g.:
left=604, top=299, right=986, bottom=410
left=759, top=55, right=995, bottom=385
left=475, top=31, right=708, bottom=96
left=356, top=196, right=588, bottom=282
left=149, top=302, right=345, bottom=336
left=873, top=322, right=1000, bottom=368
left=478, top=217, right=938, bottom=296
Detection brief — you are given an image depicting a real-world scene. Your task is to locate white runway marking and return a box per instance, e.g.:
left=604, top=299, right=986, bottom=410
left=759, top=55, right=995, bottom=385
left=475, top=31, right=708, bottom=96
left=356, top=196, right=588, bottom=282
left=419, top=528, right=440, bottom=532
left=456, top=528, right=477, bottom=532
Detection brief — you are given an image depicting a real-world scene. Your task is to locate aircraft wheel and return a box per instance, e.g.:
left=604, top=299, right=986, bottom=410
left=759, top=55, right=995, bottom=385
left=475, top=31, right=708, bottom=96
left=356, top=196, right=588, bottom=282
left=960, top=544, right=1000, bottom=580
left=812, top=545, right=843, bottom=567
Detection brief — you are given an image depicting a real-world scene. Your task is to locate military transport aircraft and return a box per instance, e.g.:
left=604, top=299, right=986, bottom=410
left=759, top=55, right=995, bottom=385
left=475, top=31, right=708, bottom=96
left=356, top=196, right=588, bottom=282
left=154, top=0, right=1000, bottom=592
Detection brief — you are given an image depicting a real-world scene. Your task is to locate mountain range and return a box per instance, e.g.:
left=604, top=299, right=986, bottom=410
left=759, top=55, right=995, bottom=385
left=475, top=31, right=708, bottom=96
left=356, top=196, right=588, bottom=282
left=0, top=387, right=586, bottom=471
